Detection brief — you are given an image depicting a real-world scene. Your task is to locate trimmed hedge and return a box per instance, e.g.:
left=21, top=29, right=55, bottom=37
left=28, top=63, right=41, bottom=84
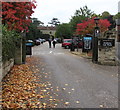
left=2, top=26, right=21, bottom=62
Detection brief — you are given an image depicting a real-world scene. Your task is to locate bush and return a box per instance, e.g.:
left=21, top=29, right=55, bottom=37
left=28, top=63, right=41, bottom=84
left=2, top=26, right=21, bottom=62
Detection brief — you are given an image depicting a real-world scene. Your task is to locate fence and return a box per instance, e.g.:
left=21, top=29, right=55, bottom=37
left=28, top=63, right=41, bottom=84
left=2, top=58, right=14, bottom=81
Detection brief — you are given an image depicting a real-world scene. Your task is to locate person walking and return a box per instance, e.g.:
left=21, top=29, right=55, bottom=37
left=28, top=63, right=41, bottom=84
left=48, top=38, right=51, bottom=48
left=52, top=39, right=56, bottom=48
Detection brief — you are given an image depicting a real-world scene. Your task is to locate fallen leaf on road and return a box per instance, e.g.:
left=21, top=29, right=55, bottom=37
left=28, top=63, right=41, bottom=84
left=2, top=57, right=59, bottom=109
left=65, top=84, right=68, bottom=86
left=64, top=102, right=70, bottom=105
left=71, top=88, right=75, bottom=91
left=99, top=104, right=104, bottom=108
left=56, top=89, right=59, bottom=91
left=76, top=101, right=80, bottom=104
left=62, top=88, right=66, bottom=90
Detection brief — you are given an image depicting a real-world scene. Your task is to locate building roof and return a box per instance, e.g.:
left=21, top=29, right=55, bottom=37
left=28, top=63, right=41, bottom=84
left=37, top=26, right=56, bottom=30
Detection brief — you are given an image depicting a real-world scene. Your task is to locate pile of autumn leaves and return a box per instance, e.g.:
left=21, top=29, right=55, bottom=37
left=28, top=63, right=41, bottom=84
left=2, top=57, right=56, bottom=109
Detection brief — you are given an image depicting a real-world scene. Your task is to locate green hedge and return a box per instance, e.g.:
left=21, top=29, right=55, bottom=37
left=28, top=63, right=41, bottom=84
left=2, top=26, right=21, bottom=62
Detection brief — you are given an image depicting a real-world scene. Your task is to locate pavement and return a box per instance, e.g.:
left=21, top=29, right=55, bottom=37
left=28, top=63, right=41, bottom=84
left=2, top=42, right=118, bottom=109
left=31, top=42, right=118, bottom=108
left=71, top=49, right=117, bottom=66
left=71, top=50, right=92, bottom=59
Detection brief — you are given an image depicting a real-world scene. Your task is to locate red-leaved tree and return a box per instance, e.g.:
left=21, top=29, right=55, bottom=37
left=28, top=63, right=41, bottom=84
left=2, top=1, right=36, bottom=32
left=76, top=17, right=111, bottom=36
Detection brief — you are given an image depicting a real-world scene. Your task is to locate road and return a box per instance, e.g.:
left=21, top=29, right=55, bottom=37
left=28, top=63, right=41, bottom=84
left=32, top=42, right=118, bottom=108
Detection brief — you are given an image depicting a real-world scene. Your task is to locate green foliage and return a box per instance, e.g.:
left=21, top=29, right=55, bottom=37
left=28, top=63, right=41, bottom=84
left=113, top=12, right=120, bottom=19
left=55, top=23, right=72, bottom=39
left=2, top=25, right=21, bottom=62
left=26, top=18, right=43, bottom=40
left=48, top=18, right=60, bottom=26
left=69, top=16, right=86, bottom=33
left=100, top=11, right=111, bottom=19
left=69, top=5, right=95, bottom=33
left=74, top=5, right=94, bottom=18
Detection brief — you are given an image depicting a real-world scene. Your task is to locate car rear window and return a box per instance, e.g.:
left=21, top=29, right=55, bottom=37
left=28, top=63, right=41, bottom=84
left=64, top=40, right=71, bottom=43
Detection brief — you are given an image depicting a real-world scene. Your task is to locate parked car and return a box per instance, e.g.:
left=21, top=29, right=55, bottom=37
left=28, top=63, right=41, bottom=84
left=34, top=39, right=41, bottom=45
left=38, top=38, right=45, bottom=44
left=42, top=39, right=46, bottom=42
left=54, top=38, right=62, bottom=43
left=26, top=40, right=34, bottom=46
left=62, top=38, right=83, bottom=49
left=62, top=39, right=72, bottom=49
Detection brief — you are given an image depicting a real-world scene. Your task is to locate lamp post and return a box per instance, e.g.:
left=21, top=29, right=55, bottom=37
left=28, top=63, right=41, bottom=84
left=92, top=17, right=100, bottom=63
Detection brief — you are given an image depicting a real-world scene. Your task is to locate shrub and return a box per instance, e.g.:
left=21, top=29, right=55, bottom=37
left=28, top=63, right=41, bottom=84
left=2, top=26, right=21, bottom=62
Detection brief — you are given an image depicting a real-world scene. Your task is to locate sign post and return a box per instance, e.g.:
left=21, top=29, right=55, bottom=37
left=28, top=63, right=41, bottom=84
left=26, top=43, right=32, bottom=56
left=92, top=18, right=100, bottom=63
left=83, top=37, right=92, bottom=53
left=99, top=38, right=115, bottom=47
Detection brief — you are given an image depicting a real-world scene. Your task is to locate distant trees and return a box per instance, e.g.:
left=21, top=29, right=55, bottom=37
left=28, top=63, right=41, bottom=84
left=48, top=18, right=60, bottom=26
left=55, top=6, right=117, bottom=39
left=100, top=11, right=111, bottom=19
left=76, top=17, right=111, bottom=36
left=114, top=12, right=120, bottom=19
left=26, top=18, right=43, bottom=40
left=100, top=11, right=116, bottom=30
left=69, top=6, right=95, bottom=33
left=55, top=23, right=72, bottom=39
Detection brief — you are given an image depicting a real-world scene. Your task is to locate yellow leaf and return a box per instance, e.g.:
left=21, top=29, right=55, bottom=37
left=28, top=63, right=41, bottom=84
left=65, top=102, right=69, bottom=105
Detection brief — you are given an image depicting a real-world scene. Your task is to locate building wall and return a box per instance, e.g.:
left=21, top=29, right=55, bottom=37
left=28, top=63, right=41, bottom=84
left=41, top=30, right=56, bottom=37
left=38, top=26, right=56, bottom=37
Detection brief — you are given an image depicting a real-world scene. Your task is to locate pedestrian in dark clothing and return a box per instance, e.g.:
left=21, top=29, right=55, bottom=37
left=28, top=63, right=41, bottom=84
left=52, top=40, right=56, bottom=48
left=48, top=39, right=51, bottom=48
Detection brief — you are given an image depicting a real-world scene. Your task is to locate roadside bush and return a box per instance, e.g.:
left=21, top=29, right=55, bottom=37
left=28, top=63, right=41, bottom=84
left=2, top=26, right=21, bottom=62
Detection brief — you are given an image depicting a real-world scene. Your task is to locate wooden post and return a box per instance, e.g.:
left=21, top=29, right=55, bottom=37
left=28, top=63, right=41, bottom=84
left=14, top=38, right=23, bottom=65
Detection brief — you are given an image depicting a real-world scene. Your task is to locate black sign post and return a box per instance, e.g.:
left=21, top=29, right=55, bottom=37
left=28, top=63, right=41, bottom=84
left=26, top=43, right=32, bottom=55
left=92, top=17, right=100, bottom=63
left=92, top=27, right=100, bottom=63
left=99, top=38, right=115, bottom=47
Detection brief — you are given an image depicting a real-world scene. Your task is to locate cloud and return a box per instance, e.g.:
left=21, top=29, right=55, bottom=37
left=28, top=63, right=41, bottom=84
left=32, top=0, right=119, bottom=25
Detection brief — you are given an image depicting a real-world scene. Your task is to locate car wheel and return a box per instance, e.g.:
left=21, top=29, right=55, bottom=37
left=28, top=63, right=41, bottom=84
left=66, top=45, right=69, bottom=49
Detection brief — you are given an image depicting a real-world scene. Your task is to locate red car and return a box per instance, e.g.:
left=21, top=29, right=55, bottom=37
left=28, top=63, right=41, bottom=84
left=62, top=39, right=72, bottom=49
left=62, top=38, right=83, bottom=49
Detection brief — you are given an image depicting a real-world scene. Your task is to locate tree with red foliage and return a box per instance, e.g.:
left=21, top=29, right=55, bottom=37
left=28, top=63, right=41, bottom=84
left=2, top=1, right=36, bottom=32
left=76, top=17, right=111, bottom=36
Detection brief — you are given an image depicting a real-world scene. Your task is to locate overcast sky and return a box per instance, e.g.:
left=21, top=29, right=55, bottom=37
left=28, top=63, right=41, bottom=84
left=32, top=0, right=119, bottom=26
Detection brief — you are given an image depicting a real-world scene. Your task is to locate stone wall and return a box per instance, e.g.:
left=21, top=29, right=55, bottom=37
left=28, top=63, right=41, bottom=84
left=98, top=46, right=116, bottom=65
left=2, top=59, right=14, bottom=80
left=116, top=18, right=120, bottom=64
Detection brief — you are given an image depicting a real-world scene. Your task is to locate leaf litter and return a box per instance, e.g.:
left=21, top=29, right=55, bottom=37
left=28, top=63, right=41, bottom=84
left=2, top=57, right=59, bottom=109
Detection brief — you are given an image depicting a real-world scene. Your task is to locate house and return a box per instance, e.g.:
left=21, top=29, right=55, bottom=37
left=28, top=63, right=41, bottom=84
left=37, top=26, right=56, bottom=38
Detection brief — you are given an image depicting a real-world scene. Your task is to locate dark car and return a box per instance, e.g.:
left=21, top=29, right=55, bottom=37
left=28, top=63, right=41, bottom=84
left=54, top=38, right=62, bottom=43
left=35, top=39, right=41, bottom=45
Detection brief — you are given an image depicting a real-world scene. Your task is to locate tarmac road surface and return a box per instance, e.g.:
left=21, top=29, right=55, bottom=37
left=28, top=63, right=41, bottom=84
left=32, top=42, right=118, bottom=108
